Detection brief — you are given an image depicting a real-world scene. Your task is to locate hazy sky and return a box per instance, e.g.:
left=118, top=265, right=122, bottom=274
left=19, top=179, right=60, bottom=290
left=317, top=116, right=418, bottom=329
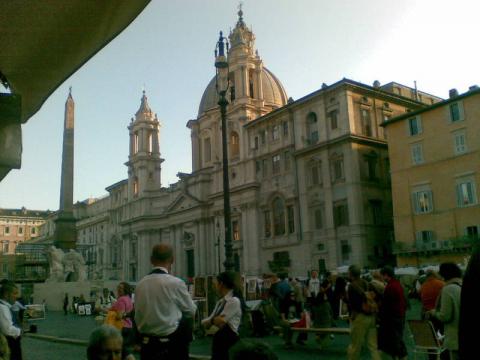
left=1, top=0, right=479, bottom=210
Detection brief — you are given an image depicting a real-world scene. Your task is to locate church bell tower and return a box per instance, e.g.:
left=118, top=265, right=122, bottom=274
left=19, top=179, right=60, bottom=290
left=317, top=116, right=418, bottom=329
left=126, top=91, right=163, bottom=199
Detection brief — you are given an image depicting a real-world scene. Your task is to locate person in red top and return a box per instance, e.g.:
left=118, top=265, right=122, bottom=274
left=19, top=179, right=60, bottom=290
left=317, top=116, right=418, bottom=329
left=378, top=266, right=407, bottom=360
left=420, top=270, right=444, bottom=314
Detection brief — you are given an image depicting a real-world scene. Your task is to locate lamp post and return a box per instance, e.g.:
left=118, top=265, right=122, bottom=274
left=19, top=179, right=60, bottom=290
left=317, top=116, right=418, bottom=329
left=214, top=31, right=234, bottom=272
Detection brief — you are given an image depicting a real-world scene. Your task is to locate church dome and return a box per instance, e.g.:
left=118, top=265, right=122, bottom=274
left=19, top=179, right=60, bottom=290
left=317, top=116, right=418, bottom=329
left=197, top=67, right=288, bottom=117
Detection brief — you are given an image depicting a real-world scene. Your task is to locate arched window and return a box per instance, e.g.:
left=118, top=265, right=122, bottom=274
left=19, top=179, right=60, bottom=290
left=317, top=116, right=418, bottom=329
left=273, top=197, right=286, bottom=236
left=133, top=177, right=139, bottom=197
left=306, top=112, right=319, bottom=143
left=147, top=132, right=153, bottom=154
left=133, top=132, right=139, bottom=154
left=230, top=131, right=240, bottom=158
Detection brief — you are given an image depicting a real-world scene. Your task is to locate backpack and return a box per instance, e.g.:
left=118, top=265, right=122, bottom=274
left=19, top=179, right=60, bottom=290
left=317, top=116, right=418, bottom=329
left=351, top=281, right=379, bottom=315
left=361, top=290, right=379, bottom=315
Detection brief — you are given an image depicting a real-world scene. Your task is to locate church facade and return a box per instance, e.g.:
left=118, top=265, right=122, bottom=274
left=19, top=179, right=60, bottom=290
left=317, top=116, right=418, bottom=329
left=72, top=12, right=442, bottom=281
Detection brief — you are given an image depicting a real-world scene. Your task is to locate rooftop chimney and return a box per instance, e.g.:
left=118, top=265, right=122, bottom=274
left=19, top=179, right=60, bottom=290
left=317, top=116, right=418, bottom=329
left=449, top=88, right=459, bottom=98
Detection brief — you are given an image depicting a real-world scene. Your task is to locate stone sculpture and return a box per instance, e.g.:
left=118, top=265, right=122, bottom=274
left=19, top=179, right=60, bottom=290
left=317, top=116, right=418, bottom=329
left=46, top=246, right=87, bottom=282
left=46, top=245, right=65, bottom=282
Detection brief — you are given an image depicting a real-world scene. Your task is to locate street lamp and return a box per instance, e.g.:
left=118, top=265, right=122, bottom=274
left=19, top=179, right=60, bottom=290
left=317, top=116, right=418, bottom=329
left=214, top=31, right=234, bottom=272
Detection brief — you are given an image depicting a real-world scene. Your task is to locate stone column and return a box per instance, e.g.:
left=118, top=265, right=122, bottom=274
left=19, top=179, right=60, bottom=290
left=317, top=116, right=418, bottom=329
left=54, top=89, right=77, bottom=251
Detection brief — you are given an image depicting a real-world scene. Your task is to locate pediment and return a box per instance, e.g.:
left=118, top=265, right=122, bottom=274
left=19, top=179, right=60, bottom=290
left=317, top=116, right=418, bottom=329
left=165, top=192, right=201, bottom=213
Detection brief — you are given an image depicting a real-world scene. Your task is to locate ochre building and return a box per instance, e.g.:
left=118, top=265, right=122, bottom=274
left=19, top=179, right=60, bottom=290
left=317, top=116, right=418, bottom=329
left=383, top=87, right=480, bottom=267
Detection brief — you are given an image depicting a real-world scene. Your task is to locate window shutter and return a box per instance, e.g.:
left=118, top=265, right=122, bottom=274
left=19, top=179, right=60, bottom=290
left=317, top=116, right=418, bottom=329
left=459, top=101, right=465, bottom=121
left=456, top=184, right=463, bottom=206
left=427, top=191, right=433, bottom=211
left=413, top=192, right=419, bottom=213
left=467, top=182, right=474, bottom=203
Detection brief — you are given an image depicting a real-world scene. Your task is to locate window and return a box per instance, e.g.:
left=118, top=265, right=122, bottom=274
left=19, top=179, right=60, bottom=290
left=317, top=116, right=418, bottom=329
left=147, top=132, right=153, bottom=153
left=255, top=160, right=261, bottom=175
left=456, top=180, right=477, bottom=206
left=283, top=121, right=289, bottom=136
left=133, top=178, right=139, bottom=197
left=333, top=200, right=349, bottom=227
left=273, top=197, right=286, bottom=236
left=130, top=241, right=137, bottom=258
left=232, top=220, right=240, bottom=241
left=365, top=152, right=378, bottom=181
left=262, top=159, right=268, bottom=178
left=341, top=240, right=351, bottom=262
left=5, top=227, right=10, bottom=235
left=465, top=226, right=479, bottom=240
left=332, top=158, right=344, bottom=181
left=186, top=249, right=195, bottom=278
left=272, top=125, right=280, bottom=140
left=309, top=161, right=322, bottom=186
left=453, top=131, right=467, bottom=155
left=260, top=131, right=266, bottom=145
left=411, top=143, right=424, bottom=164
left=203, top=137, right=211, bottom=162
left=272, top=155, right=281, bottom=174
left=307, top=112, right=319, bottom=143
left=408, top=116, right=422, bottom=136
left=314, top=208, right=323, bottom=229
left=264, top=211, right=271, bottom=237
left=248, top=70, right=255, bottom=98
left=18, top=227, right=23, bottom=235
left=412, top=189, right=433, bottom=214
left=449, top=102, right=462, bottom=122
left=287, top=205, right=295, bottom=234
left=2, top=242, right=8, bottom=253
left=361, top=109, right=372, bottom=136
left=254, top=136, right=259, bottom=150
left=369, top=200, right=382, bottom=225
left=230, top=132, right=240, bottom=158
left=229, top=72, right=236, bottom=101
left=133, top=132, right=139, bottom=154
left=416, top=231, right=434, bottom=249
left=284, top=151, right=290, bottom=171
left=328, top=110, right=338, bottom=130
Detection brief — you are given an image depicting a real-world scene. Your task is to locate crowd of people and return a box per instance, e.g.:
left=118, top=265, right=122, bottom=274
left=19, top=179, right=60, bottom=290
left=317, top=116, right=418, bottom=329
left=1, top=244, right=479, bottom=359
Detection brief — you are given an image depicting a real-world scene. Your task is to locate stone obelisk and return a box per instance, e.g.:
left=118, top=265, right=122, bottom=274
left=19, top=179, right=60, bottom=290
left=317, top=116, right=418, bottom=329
left=54, top=87, right=77, bottom=250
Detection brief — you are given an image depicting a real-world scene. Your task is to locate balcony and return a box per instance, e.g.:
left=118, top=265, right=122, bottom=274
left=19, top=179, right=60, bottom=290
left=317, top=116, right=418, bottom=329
left=394, top=236, right=475, bottom=256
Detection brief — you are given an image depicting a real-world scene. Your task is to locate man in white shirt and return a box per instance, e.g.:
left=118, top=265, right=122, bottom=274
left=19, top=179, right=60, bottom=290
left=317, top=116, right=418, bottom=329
left=0, top=281, right=22, bottom=360
left=135, top=244, right=197, bottom=360
left=307, top=270, right=321, bottom=302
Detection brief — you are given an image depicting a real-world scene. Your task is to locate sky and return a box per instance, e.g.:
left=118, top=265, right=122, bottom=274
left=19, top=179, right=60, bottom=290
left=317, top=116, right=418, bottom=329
left=1, top=0, right=479, bottom=211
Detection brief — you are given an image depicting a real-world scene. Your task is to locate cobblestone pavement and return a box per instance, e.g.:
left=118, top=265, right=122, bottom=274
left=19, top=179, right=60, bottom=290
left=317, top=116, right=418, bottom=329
left=22, top=301, right=422, bottom=360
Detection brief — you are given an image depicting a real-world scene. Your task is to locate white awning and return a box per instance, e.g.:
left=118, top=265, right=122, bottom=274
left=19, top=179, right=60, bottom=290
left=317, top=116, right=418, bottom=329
left=0, top=0, right=151, bottom=180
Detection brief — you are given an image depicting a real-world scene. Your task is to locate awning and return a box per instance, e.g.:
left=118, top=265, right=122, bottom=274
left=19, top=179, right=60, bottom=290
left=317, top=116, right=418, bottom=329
left=0, top=0, right=151, bottom=180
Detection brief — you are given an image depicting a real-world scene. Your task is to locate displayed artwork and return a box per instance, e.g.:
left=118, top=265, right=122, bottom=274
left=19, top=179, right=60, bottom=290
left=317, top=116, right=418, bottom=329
left=85, top=303, right=92, bottom=316
left=247, top=278, right=257, bottom=293
left=78, top=305, right=86, bottom=315
left=25, top=304, right=46, bottom=320
left=194, top=277, right=206, bottom=298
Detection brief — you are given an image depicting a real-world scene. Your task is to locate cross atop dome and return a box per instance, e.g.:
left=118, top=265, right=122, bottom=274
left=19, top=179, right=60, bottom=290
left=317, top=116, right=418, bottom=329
left=136, top=89, right=152, bottom=116
left=237, top=2, right=244, bottom=26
